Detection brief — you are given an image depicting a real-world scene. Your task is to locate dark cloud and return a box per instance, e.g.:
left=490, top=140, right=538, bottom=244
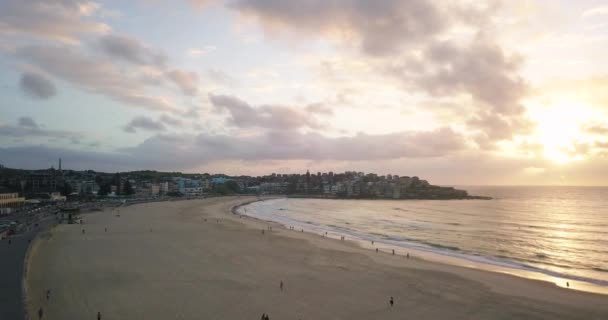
left=0, top=0, right=109, bottom=43
left=19, top=72, right=57, bottom=99
left=159, top=114, right=183, bottom=127
left=123, top=127, right=467, bottom=168
left=17, top=45, right=180, bottom=113
left=18, top=116, right=39, bottom=129
left=0, top=126, right=469, bottom=172
left=0, top=121, right=82, bottom=141
left=123, top=116, right=166, bottom=133
left=99, top=34, right=167, bottom=66
left=167, top=70, right=199, bottom=95
left=209, top=94, right=325, bottom=130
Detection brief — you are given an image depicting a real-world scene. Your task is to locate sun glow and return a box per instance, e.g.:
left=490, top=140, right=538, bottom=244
left=529, top=101, right=594, bottom=163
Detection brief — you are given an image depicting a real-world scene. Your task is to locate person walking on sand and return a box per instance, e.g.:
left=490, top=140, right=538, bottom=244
left=38, top=307, right=43, bottom=319
left=389, top=296, right=394, bottom=307
left=280, top=280, right=284, bottom=291
left=97, top=311, right=102, bottom=320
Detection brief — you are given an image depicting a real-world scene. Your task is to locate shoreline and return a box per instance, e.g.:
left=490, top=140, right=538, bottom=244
left=25, top=197, right=608, bottom=319
left=237, top=198, right=608, bottom=295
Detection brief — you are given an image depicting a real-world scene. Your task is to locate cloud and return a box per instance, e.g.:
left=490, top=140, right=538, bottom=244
left=583, top=124, right=608, bottom=135
left=467, top=111, right=533, bottom=142
left=18, top=45, right=180, bottom=113
left=99, top=34, right=167, bottom=66
left=209, top=94, right=326, bottom=130
left=583, top=6, right=608, bottom=17
left=232, top=0, right=447, bottom=56
left=123, top=116, right=166, bottom=133
left=206, top=69, right=238, bottom=86
left=18, top=117, right=39, bottom=129
left=187, top=46, right=216, bottom=56
left=167, top=70, right=199, bottom=95
left=0, top=0, right=110, bottom=43
left=305, top=103, right=333, bottom=115
left=19, top=72, right=57, bottom=99
left=388, top=36, right=528, bottom=117
left=187, top=0, right=214, bottom=9
left=595, top=141, right=608, bottom=149
left=232, top=1, right=529, bottom=143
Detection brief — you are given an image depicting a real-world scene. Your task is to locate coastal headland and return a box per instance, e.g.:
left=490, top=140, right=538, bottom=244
left=25, top=197, right=608, bottom=319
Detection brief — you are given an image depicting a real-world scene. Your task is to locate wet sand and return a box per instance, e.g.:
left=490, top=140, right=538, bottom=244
left=25, top=197, right=608, bottom=319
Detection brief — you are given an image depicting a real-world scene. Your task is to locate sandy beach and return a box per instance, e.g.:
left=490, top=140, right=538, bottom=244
left=25, top=197, right=608, bottom=320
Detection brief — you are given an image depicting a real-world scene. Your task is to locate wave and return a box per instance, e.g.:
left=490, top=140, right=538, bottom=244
left=241, top=198, right=608, bottom=290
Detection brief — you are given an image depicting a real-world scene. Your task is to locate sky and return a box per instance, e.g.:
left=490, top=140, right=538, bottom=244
left=1, top=0, right=608, bottom=185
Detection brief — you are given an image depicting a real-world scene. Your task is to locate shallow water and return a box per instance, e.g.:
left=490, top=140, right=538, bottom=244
left=239, top=187, right=608, bottom=293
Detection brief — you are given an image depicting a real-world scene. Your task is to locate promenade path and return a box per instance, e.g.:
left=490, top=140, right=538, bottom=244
left=0, top=216, right=54, bottom=320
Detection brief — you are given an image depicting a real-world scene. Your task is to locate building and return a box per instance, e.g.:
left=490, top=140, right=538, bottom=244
left=0, top=193, right=25, bottom=215
left=159, top=182, right=169, bottom=194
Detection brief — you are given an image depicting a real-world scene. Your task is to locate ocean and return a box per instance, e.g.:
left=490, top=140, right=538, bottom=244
left=237, top=186, right=608, bottom=294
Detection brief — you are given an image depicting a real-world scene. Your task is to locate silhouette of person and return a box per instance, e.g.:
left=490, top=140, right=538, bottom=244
left=260, top=313, right=265, bottom=320
left=280, top=280, right=284, bottom=291
left=389, top=296, right=394, bottom=307
left=97, top=311, right=102, bottom=320
left=46, top=289, right=51, bottom=301
left=392, top=249, right=395, bottom=255
left=376, top=248, right=378, bottom=253
left=105, top=227, right=107, bottom=232
left=82, top=229, right=85, bottom=234
left=567, top=282, right=570, bottom=288
left=38, top=307, right=43, bottom=319
left=406, top=253, right=410, bottom=259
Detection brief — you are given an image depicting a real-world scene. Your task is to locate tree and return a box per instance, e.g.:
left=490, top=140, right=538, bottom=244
left=225, top=180, right=240, bottom=193
left=61, top=182, right=73, bottom=196
left=124, top=180, right=134, bottom=196
left=98, top=183, right=111, bottom=196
